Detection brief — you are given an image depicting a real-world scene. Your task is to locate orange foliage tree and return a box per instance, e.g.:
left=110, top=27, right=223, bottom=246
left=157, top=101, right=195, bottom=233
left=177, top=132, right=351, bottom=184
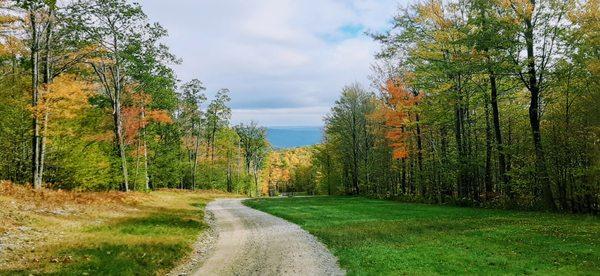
left=381, top=78, right=422, bottom=160
left=122, top=85, right=172, bottom=190
left=123, top=86, right=172, bottom=146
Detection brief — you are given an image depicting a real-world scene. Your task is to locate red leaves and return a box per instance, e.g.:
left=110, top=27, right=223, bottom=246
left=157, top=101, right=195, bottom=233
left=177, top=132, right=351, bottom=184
left=147, top=110, right=172, bottom=124
left=382, top=79, right=422, bottom=160
left=123, top=88, right=172, bottom=145
left=123, top=107, right=144, bottom=144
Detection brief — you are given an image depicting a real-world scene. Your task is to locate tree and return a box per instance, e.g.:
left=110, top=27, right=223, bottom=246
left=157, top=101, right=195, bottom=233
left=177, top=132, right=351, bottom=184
left=466, top=0, right=519, bottom=199
left=313, top=141, right=339, bottom=196
left=16, top=0, right=56, bottom=189
left=66, top=0, right=170, bottom=191
left=205, top=88, right=231, bottom=161
left=235, top=122, right=268, bottom=196
left=123, top=86, right=172, bottom=190
left=309, top=0, right=599, bottom=212
left=0, top=1, right=28, bottom=184
left=178, top=79, right=206, bottom=190
left=380, top=78, right=424, bottom=194
left=213, top=128, right=243, bottom=192
left=262, top=147, right=315, bottom=195
left=325, top=84, right=375, bottom=195
left=21, top=0, right=96, bottom=189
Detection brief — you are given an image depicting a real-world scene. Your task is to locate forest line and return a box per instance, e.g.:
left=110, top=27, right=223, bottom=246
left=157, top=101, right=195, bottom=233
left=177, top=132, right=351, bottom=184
left=1, top=0, right=598, bottom=213
left=0, top=0, right=268, bottom=195
left=263, top=0, right=599, bottom=213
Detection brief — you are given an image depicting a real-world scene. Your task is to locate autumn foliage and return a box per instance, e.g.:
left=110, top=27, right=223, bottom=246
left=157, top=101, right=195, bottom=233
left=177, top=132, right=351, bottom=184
left=382, top=79, right=422, bottom=159
left=0, top=180, right=143, bottom=207
left=262, top=147, right=315, bottom=196
left=123, top=88, right=172, bottom=146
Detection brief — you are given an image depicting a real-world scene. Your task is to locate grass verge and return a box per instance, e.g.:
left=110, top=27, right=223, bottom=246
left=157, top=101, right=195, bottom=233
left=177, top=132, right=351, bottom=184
left=245, top=196, right=600, bottom=275
left=0, top=182, right=228, bottom=275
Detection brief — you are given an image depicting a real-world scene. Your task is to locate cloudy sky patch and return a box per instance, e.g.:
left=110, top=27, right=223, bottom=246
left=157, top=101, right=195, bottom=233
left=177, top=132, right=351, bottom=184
left=141, top=0, right=407, bottom=126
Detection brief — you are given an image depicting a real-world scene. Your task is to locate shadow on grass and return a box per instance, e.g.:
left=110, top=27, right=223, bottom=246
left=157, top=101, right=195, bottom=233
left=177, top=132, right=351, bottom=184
left=53, top=207, right=207, bottom=274
left=0, top=196, right=211, bottom=276
left=59, top=242, right=187, bottom=275
left=0, top=242, right=189, bottom=276
left=88, top=208, right=206, bottom=237
left=190, top=201, right=207, bottom=208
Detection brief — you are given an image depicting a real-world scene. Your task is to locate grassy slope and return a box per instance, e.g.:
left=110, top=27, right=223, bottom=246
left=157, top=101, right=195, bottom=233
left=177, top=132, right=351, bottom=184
left=245, top=196, right=600, bottom=275
left=0, top=185, right=226, bottom=275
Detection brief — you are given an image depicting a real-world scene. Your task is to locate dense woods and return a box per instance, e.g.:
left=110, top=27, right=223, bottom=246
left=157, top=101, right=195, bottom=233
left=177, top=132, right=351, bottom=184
left=0, top=0, right=267, bottom=195
left=0, top=0, right=597, bottom=213
left=313, top=0, right=599, bottom=213
left=261, top=147, right=316, bottom=196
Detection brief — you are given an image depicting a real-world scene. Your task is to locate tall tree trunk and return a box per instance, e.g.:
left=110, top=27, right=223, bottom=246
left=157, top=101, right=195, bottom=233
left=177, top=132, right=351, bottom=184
left=524, top=9, right=556, bottom=211
left=226, top=150, right=232, bottom=193
left=253, top=164, right=259, bottom=197
left=211, top=130, right=216, bottom=162
left=440, top=126, right=451, bottom=197
left=112, top=36, right=129, bottom=191
left=38, top=7, right=54, bottom=189
left=39, top=111, right=48, bottom=188
left=30, top=11, right=41, bottom=189
left=453, top=71, right=468, bottom=200
left=464, top=95, right=475, bottom=200
left=192, top=134, right=200, bottom=190
left=484, top=97, right=493, bottom=200
left=401, top=158, right=407, bottom=195
left=476, top=0, right=509, bottom=202
left=454, top=103, right=463, bottom=198
left=506, top=98, right=514, bottom=176
left=363, top=121, right=370, bottom=191
left=415, top=112, right=424, bottom=196
left=488, top=70, right=511, bottom=200
left=113, top=99, right=129, bottom=191
left=134, top=135, right=141, bottom=190
left=141, top=106, right=149, bottom=190
left=409, top=155, right=415, bottom=194
left=351, top=111, right=360, bottom=195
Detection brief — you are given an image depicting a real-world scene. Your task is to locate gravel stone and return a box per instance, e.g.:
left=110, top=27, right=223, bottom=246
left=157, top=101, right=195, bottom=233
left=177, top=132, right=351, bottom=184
left=192, top=198, right=345, bottom=276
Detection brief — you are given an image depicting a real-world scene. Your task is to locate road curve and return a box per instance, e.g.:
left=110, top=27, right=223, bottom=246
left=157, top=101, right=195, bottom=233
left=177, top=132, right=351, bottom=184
left=193, top=198, right=344, bottom=276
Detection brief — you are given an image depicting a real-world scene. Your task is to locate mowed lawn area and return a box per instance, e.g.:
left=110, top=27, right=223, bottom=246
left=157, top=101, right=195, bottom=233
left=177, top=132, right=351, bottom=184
left=245, top=197, right=599, bottom=275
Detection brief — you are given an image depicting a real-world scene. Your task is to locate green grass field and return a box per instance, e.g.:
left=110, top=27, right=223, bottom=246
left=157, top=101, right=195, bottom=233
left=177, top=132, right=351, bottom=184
left=245, top=196, right=600, bottom=275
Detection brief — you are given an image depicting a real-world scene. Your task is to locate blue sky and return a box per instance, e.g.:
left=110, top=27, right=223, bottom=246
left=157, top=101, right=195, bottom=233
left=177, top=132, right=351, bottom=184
left=140, top=0, right=408, bottom=126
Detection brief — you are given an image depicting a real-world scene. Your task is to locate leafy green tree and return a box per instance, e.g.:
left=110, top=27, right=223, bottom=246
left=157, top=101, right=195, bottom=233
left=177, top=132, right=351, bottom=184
left=235, top=122, right=268, bottom=196
left=15, top=0, right=57, bottom=189
left=65, top=0, right=170, bottom=191
left=205, top=88, right=231, bottom=161
left=504, top=0, right=572, bottom=210
left=313, top=0, right=600, bottom=213
left=178, top=79, right=206, bottom=189
left=324, top=84, right=375, bottom=195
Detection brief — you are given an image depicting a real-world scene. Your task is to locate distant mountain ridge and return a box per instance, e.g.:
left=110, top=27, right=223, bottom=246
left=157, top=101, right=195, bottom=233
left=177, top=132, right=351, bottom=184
left=266, top=126, right=323, bottom=149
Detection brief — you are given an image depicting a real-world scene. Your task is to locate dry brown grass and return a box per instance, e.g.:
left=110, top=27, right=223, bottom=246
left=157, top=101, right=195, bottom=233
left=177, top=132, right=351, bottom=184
left=0, top=180, right=146, bottom=236
left=0, top=180, right=145, bottom=208
left=0, top=181, right=234, bottom=274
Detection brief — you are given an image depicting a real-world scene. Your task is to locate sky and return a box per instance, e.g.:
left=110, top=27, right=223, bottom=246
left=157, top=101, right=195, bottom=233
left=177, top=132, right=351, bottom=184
left=140, top=0, right=408, bottom=127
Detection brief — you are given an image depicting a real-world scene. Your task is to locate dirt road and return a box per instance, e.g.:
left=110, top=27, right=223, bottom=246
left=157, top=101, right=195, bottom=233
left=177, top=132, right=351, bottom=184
left=193, top=198, right=344, bottom=276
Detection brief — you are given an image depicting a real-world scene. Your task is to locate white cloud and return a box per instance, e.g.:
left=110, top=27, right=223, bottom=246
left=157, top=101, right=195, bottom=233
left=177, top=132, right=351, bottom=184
left=232, top=106, right=331, bottom=127
left=139, top=0, right=410, bottom=126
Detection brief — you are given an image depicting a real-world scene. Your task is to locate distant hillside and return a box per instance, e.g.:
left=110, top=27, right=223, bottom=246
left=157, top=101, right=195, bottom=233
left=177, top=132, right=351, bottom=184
left=266, top=126, right=323, bottom=149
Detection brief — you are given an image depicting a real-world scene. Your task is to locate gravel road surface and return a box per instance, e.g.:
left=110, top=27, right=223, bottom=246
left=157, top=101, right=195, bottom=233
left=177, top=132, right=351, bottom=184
left=193, top=198, right=344, bottom=276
